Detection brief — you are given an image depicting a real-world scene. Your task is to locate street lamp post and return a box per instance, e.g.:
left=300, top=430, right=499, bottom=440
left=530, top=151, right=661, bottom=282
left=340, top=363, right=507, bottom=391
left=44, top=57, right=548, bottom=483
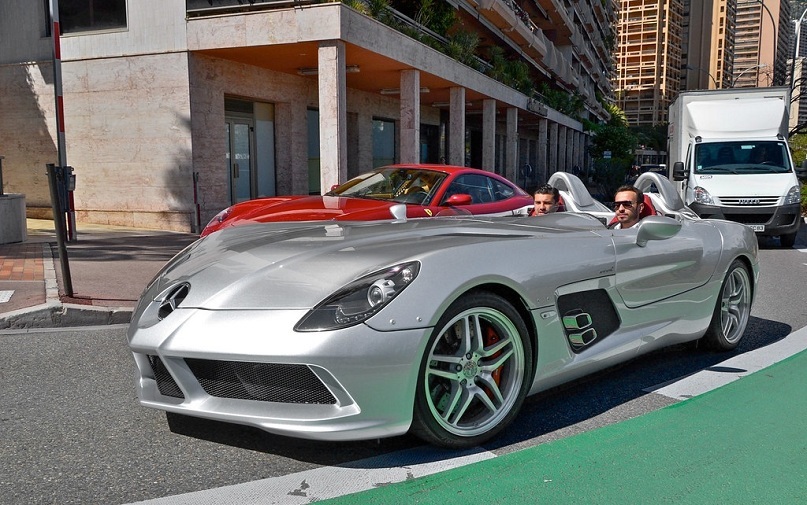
left=755, top=0, right=779, bottom=85
left=686, top=65, right=719, bottom=89
left=732, top=64, right=769, bottom=88
left=790, top=7, right=807, bottom=90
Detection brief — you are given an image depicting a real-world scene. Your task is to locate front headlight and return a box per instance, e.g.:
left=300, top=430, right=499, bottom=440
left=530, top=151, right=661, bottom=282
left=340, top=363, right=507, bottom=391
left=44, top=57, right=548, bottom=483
left=295, top=261, right=421, bottom=331
left=693, top=186, right=714, bottom=205
left=784, top=185, right=801, bottom=205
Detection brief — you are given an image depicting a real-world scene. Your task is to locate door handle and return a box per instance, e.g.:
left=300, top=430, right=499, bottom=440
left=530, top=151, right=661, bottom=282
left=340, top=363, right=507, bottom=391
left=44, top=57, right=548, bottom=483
left=233, top=163, right=239, bottom=178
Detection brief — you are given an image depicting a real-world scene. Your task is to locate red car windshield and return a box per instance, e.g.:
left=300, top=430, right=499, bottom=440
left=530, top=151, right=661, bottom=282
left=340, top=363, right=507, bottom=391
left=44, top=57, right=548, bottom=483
left=326, top=168, right=448, bottom=204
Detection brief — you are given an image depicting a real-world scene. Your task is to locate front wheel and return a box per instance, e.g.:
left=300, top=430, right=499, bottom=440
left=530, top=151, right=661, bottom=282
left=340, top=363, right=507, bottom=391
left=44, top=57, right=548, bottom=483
left=701, top=260, right=752, bottom=351
left=411, top=292, right=532, bottom=448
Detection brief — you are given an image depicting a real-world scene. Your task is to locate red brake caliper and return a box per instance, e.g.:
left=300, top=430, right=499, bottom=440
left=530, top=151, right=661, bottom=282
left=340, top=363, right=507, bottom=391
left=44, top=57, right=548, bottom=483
left=484, top=325, right=503, bottom=391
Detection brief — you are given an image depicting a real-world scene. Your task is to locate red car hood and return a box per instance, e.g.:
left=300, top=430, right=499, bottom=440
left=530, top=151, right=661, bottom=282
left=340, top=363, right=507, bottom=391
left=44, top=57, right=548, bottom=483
left=203, top=196, right=404, bottom=235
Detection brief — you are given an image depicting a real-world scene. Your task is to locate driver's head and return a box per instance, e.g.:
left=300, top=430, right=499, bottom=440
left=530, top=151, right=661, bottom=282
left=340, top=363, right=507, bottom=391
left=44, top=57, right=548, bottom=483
left=533, top=185, right=560, bottom=215
left=612, top=185, right=644, bottom=229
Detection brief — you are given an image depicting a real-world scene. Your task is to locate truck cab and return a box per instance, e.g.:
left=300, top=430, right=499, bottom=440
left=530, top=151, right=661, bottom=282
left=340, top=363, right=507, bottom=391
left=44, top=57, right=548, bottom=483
left=672, top=137, right=803, bottom=246
left=668, top=88, right=805, bottom=247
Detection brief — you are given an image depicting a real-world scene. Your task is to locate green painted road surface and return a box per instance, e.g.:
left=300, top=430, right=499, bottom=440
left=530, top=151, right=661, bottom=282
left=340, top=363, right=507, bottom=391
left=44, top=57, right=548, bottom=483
left=323, top=350, right=807, bottom=504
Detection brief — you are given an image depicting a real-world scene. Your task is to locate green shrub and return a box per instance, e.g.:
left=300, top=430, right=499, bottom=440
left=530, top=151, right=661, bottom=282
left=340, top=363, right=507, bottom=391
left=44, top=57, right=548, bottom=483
left=801, top=183, right=807, bottom=216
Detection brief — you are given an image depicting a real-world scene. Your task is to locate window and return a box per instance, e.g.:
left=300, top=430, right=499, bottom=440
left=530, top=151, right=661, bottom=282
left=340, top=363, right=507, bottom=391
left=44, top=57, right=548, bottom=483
left=59, top=0, right=127, bottom=34
left=372, top=119, right=396, bottom=168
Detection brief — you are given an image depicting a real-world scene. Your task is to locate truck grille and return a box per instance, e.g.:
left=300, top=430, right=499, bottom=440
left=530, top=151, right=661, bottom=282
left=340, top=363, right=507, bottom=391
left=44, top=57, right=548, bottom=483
left=719, top=196, right=779, bottom=206
left=185, top=359, right=337, bottom=404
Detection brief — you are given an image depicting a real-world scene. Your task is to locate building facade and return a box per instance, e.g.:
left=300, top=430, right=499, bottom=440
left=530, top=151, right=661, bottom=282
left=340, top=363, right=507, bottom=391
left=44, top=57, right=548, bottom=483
left=0, top=0, right=616, bottom=232
left=681, top=0, right=736, bottom=90
left=614, top=0, right=684, bottom=126
left=733, top=0, right=791, bottom=87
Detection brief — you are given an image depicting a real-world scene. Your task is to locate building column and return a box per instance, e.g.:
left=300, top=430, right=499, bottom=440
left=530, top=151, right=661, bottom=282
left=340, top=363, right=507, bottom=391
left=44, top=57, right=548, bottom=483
left=537, top=118, right=548, bottom=183
left=566, top=129, right=575, bottom=173
left=572, top=131, right=581, bottom=171
left=557, top=126, right=567, bottom=173
left=548, top=122, right=558, bottom=177
left=506, top=107, right=518, bottom=182
left=318, top=40, right=348, bottom=192
left=482, top=99, right=496, bottom=171
left=448, top=87, right=466, bottom=166
left=399, top=69, right=420, bottom=164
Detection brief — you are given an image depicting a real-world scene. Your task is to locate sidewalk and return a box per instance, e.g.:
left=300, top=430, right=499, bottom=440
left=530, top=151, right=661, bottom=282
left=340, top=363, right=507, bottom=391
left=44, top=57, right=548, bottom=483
left=0, top=219, right=198, bottom=329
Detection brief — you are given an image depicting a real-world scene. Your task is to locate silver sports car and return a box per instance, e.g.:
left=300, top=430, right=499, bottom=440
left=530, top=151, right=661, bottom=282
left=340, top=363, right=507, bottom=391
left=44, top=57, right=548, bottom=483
left=127, top=172, right=759, bottom=448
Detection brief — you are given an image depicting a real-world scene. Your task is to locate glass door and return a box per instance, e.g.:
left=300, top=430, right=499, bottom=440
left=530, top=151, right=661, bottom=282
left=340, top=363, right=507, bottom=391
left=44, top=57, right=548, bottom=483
left=225, top=117, right=255, bottom=203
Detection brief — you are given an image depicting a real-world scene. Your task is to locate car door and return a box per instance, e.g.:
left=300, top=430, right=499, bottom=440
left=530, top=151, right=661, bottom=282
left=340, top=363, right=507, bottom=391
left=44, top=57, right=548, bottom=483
left=435, top=173, right=527, bottom=216
left=612, top=221, right=721, bottom=308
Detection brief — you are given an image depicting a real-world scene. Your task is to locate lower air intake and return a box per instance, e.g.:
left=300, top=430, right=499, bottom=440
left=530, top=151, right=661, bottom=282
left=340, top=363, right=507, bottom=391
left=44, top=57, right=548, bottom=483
left=185, top=359, right=337, bottom=404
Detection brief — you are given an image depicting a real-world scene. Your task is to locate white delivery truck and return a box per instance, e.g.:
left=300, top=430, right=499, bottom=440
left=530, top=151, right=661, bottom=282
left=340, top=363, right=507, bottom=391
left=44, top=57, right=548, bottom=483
left=668, top=86, right=806, bottom=247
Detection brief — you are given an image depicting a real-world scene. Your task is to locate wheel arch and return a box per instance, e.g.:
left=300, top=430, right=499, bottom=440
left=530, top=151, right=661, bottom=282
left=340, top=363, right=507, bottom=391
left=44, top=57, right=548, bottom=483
left=731, top=254, right=756, bottom=303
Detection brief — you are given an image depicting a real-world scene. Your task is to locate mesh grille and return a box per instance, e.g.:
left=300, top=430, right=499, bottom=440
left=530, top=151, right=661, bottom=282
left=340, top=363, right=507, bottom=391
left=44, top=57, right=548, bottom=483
left=185, top=359, right=337, bottom=404
left=147, top=355, right=185, bottom=399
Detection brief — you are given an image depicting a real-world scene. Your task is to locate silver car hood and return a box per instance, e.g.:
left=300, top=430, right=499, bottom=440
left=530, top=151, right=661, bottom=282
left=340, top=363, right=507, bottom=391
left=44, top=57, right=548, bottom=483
left=147, top=214, right=606, bottom=310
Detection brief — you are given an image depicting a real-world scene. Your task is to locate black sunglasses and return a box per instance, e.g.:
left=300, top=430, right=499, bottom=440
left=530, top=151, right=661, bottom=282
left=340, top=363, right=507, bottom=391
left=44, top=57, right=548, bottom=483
left=612, top=200, right=637, bottom=210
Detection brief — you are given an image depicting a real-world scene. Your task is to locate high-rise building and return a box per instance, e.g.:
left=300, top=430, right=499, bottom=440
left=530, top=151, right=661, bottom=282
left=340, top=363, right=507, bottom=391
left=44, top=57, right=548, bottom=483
left=680, top=0, right=737, bottom=90
left=734, top=0, right=791, bottom=87
left=614, top=0, right=685, bottom=126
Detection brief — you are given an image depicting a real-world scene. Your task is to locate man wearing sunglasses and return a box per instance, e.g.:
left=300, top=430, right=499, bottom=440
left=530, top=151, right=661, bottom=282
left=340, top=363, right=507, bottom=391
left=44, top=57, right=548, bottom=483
left=609, top=185, right=644, bottom=229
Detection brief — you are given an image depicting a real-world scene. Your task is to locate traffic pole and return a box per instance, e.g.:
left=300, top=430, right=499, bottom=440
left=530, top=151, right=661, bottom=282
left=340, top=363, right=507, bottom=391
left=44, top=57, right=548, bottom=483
left=49, top=0, right=76, bottom=242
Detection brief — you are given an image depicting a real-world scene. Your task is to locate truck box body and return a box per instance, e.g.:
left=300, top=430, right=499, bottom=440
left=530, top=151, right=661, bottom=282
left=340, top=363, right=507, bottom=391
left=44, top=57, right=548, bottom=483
left=667, top=87, right=802, bottom=246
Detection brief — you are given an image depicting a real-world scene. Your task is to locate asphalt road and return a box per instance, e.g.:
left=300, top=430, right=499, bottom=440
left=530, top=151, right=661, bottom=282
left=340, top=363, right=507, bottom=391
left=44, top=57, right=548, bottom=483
left=2, top=237, right=806, bottom=505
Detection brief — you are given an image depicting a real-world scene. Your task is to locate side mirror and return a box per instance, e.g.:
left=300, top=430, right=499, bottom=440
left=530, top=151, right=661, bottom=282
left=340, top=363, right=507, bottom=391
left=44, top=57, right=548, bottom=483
left=635, top=216, right=682, bottom=247
left=445, top=193, right=473, bottom=206
left=672, top=161, right=687, bottom=181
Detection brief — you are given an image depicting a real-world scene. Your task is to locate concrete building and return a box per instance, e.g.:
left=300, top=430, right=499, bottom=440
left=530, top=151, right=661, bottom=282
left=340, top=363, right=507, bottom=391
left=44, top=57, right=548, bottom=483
left=680, top=0, right=736, bottom=90
left=0, top=0, right=616, bottom=232
left=733, top=0, right=791, bottom=88
left=614, top=0, right=684, bottom=126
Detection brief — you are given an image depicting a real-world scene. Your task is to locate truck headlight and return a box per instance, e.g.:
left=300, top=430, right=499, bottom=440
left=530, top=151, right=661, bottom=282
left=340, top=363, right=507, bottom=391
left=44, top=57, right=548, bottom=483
left=693, top=186, right=714, bottom=205
left=784, top=185, right=801, bottom=205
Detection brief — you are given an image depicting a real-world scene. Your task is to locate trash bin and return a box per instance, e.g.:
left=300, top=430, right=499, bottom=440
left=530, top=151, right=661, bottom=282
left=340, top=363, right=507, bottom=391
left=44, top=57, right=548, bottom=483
left=0, top=193, right=27, bottom=244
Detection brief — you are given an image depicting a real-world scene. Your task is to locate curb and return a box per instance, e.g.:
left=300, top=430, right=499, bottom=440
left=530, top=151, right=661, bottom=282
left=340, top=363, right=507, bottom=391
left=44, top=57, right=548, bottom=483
left=0, top=302, right=133, bottom=330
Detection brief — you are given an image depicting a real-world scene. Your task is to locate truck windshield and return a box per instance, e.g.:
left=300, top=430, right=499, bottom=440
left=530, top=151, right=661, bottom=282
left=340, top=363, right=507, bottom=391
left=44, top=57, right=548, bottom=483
left=694, top=141, right=792, bottom=174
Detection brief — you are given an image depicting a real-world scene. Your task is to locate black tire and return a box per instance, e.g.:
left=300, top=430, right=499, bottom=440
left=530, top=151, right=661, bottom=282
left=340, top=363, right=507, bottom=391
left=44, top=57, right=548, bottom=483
left=701, top=260, right=752, bottom=351
left=780, top=232, right=797, bottom=248
left=411, top=292, right=533, bottom=448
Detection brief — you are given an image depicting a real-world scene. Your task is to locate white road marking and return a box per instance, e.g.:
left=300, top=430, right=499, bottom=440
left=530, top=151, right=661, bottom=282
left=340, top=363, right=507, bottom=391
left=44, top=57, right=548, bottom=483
left=648, top=325, right=807, bottom=400
left=127, top=446, right=496, bottom=504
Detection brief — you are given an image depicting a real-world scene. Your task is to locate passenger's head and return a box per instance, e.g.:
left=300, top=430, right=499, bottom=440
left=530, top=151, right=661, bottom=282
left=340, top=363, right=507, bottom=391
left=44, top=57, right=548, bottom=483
left=533, top=185, right=560, bottom=215
left=612, top=185, right=644, bottom=229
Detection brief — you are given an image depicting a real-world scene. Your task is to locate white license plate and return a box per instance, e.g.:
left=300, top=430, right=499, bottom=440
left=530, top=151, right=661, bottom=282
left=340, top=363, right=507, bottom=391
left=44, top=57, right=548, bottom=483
left=748, top=224, right=765, bottom=232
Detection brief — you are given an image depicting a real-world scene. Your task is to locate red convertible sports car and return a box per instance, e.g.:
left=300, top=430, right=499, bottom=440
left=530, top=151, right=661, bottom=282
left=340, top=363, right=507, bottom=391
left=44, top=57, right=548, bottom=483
left=201, top=164, right=533, bottom=236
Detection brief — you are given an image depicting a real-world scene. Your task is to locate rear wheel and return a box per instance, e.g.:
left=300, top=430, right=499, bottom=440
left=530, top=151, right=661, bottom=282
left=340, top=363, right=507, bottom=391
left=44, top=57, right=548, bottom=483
left=411, top=292, right=532, bottom=448
left=702, top=260, right=751, bottom=351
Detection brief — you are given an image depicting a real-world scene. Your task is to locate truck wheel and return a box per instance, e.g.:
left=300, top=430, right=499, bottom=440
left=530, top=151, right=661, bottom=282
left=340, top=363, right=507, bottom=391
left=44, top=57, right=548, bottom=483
left=702, top=260, right=751, bottom=351
left=780, top=232, right=797, bottom=248
left=411, top=292, right=532, bottom=449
